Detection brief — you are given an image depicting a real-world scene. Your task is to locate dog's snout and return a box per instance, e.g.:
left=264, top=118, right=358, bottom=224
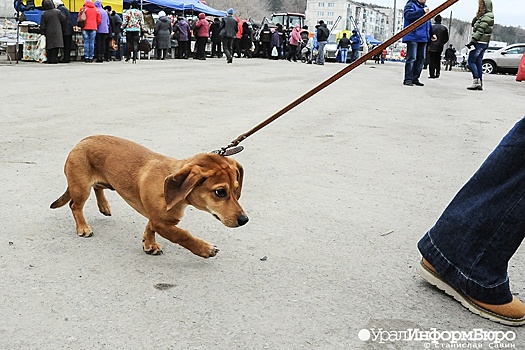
left=237, top=215, right=249, bottom=226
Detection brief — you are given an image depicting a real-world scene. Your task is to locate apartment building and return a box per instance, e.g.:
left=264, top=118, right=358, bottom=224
left=305, top=0, right=402, bottom=42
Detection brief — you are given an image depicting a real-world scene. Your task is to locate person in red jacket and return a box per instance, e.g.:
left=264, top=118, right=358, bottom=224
left=194, top=13, right=209, bottom=60
left=81, top=0, right=101, bottom=62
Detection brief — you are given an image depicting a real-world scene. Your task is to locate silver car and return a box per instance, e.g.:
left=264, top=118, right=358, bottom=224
left=482, top=43, right=525, bottom=74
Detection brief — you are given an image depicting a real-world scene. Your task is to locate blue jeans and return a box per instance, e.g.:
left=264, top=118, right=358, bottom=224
left=404, top=41, right=427, bottom=83
left=317, top=41, right=327, bottom=64
left=418, top=117, right=525, bottom=305
left=82, top=30, right=96, bottom=59
left=468, top=42, right=488, bottom=80
left=339, top=48, right=348, bottom=63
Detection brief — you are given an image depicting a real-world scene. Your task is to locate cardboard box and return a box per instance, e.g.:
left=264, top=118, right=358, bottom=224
left=7, top=44, right=22, bottom=60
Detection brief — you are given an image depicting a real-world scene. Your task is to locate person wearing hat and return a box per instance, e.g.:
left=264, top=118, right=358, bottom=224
left=315, top=20, right=329, bottom=65
left=219, top=8, right=238, bottom=63
left=40, top=0, right=66, bottom=64
left=53, top=0, right=73, bottom=63
left=349, top=29, right=361, bottom=62
left=154, top=11, right=172, bottom=60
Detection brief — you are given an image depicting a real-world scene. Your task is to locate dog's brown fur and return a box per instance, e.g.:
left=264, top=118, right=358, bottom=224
left=50, top=135, right=248, bottom=258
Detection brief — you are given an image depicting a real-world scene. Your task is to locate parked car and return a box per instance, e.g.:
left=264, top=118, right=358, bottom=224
left=482, top=43, right=525, bottom=74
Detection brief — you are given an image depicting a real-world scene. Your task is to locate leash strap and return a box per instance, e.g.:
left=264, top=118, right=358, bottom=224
left=214, top=0, right=459, bottom=156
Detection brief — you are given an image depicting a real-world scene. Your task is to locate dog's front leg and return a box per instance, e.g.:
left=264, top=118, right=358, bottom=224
left=152, top=221, right=219, bottom=258
left=142, top=221, right=163, bottom=255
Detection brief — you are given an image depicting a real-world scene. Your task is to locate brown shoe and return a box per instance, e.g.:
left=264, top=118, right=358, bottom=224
left=418, top=258, right=525, bottom=326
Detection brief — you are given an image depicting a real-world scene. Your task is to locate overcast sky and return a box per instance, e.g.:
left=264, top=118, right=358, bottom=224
left=366, top=0, right=523, bottom=27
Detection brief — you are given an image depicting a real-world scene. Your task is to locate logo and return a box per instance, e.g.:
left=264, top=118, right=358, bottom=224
left=358, top=328, right=517, bottom=348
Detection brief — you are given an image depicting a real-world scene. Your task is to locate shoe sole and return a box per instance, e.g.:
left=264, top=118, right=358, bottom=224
left=417, top=260, right=525, bottom=326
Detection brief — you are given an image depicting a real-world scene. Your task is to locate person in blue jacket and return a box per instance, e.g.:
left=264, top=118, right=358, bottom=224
left=349, top=30, right=361, bottom=62
left=402, top=0, right=431, bottom=86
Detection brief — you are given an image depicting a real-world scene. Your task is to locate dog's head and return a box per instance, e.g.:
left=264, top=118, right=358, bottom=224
left=164, top=154, right=248, bottom=227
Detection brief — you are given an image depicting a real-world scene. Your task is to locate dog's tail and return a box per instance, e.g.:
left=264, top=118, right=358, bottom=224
left=50, top=188, right=71, bottom=209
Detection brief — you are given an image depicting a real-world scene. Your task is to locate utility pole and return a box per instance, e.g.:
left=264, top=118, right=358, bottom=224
left=393, top=0, right=396, bottom=36
left=449, top=10, right=453, bottom=38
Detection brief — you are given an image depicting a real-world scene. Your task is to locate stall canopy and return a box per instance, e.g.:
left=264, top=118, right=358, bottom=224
left=123, top=0, right=226, bottom=16
left=365, top=35, right=381, bottom=45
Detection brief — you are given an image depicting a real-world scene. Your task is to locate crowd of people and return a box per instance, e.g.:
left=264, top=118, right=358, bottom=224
left=401, top=0, right=493, bottom=91
left=37, top=1, right=365, bottom=66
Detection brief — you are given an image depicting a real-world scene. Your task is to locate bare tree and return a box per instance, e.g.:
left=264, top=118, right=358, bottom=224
left=279, top=0, right=307, bottom=13
left=205, top=0, right=271, bottom=19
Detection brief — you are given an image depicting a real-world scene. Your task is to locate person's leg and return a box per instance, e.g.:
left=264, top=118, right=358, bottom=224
left=63, top=35, right=72, bottom=62
left=475, top=43, right=487, bottom=86
left=418, top=117, right=525, bottom=323
left=428, top=51, right=437, bottom=77
left=88, top=30, right=96, bottom=61
left=125, top=32, right=133, bottom=61
left=435, top=51, right=442, bottom=77
left=468, top=45, right=481, bottom=79
left=403, top=41, right=417, bottom=84
left=412, top=42, right=427, bottom=84
left=341, top=48, right=347, bottom=63
left=222, top=37, right=232, bottom=63
left=132, top=32, right=139, bottom=62
left=318, top=41, right=326, bottom=65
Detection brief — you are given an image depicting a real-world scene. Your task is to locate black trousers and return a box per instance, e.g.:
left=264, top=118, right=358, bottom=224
left=428, top=51, right=442, bottom=77
left=62, top=35, right=72, bottom=62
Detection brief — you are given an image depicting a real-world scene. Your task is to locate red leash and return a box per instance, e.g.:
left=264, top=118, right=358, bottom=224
left=213, top=0, right=460, bottom=156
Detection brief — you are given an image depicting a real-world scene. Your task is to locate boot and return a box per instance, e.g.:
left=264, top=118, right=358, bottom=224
left=467, top=78, right=482, bottom=91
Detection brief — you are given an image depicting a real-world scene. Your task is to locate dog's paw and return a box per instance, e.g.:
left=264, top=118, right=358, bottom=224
left=77, top=226, right=93, bottom=238
left=143, top=242, right=163, bottom=255
left=203, top=245, right=220, bottom=258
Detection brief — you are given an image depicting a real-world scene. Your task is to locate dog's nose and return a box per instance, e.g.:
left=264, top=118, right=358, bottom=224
left=237, top=215, right=249, bottom=226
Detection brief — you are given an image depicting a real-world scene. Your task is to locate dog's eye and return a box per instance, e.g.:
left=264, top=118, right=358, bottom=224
left=215, top=189, right=227, bottom=198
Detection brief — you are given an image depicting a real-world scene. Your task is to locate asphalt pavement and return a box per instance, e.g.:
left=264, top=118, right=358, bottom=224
left=1, top=56, right=525, bottom=349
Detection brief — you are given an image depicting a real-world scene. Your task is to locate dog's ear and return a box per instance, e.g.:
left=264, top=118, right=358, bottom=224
left=234, top=160, right=244, bottom=200
left=164, top=165, right=203, bottom=211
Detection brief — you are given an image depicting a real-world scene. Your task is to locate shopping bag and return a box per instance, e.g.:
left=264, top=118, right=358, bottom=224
left=77, top=7, right=87, bottom=28
left=271, top=46, right=278, bottom=57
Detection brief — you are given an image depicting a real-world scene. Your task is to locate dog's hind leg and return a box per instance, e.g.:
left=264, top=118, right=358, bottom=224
left=68, top=183, right=93, bottom=238
left=94, top=184, right=112, bottom=216
left=142, top=220, right=163, bottom=255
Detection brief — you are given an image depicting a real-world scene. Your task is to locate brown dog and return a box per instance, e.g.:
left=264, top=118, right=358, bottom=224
left=50, top=135, right=248, bottom=258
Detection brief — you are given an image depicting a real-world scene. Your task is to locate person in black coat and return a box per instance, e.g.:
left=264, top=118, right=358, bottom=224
left=52, top=0, right=72, bottom=63
left=209, top=17, right=222, bottom=58
left=428, top=14, right=449, bottom=78
left=40, top=0, right=66, bottom=64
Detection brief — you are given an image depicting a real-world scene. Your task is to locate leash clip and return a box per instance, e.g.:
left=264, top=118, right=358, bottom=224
left=211, top=145, right=244, bottom=156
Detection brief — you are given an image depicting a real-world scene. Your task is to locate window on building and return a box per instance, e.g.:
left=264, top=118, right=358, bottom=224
left=327, top=20, right=334, bottom=26
left=327, top=3, right=334, bottom=7
left=318, top=11, right=324, bottom=16
left=327, top=11, right=334, bottom=17
left=318, top=2, right=324, bottom=7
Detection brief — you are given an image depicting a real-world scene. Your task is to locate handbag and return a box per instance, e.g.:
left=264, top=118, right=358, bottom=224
left=271, top=46, right=278, bottom=57
left=77, top=7, right=87, bottom=28
left=139, top=38, right=151, bottom=52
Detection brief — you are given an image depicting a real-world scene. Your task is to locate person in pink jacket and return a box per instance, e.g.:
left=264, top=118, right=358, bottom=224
left=287, top=23, right=301, bottom=62
left=194, top=13, right=210, bottom=60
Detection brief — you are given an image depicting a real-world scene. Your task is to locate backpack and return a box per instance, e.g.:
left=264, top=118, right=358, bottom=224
left=77, top=7, right=87, bottom=28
